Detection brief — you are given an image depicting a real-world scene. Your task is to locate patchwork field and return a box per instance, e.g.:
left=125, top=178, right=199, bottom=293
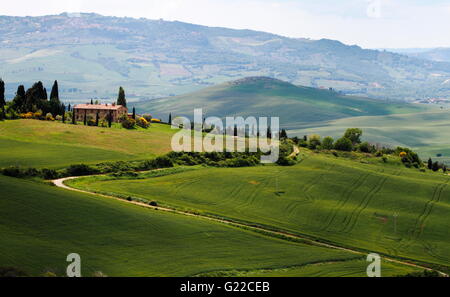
left=0, top=120, right=175, bottom=168
left=67, top=152, right=450, bottom=270
left=1, top=174, right=420, bottom=277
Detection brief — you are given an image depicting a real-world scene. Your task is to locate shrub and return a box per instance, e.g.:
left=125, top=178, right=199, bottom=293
left=153, top=156, right=174, bottom=168
left=45, top=113, right=54, bottom=121
left=55, top=115, right=62, bottom=121
left=99, top=119, right=108, bottom=127
left=66, top=164, right=99, bottom=176
left=41, top=168, right=59, bottom=180
left=277, top=156, right=296, bottom=166
left=322, top=136, right=334, bottom=150
left=334, top=137, right=353, bottom=152
left=359, top=142, right=371, bottom=153
left=149, top=201, right=158, bottom=207
left=121, top=118, right=136, bottom=129
left=151, top=118, right=161, bottom=123
left=308, top=134, right=321, bottom=150
left=142, top=114, right=153, bottom=122
left=127, top=197, right=132, bottom=201
left=0, top=266, right=28, bottom=277
left=382, top=156, right=388, bottom=163
left=2, top=166, right=24, bottom=178
left=136, top=117, right=150, bottom=129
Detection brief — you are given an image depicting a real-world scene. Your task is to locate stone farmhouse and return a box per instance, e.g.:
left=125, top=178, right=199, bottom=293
left=73, top=104, right=128, bottom=122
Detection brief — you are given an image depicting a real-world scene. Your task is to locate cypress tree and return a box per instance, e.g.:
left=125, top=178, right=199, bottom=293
left=428, top=158, right=433, bottom=170
left=267, top=126, right=272, bottom=139
left=90, top=99, right=94, bottom=105
left=280, top=129, right=288, bottom=139
left=96, top=111, right=99, bottom=126
left=72, top=109, right=76, bottom=125
left=108, top=111, right=112, bottom=128
left=50, top=80, right=59, bottom=101
left=132, top=107, right=136, bottom=120
left=61, top=104, right=66, bottom=123
left=0, top=79, right=5, bottom=118
left=68, top=103, right=71, bottom=111
left=13, top=85, right=26, bottom=112
left=169, top=113, right=172, bottom=125
left=83, top=110, right=87, bottom=125
left=117, top=87, right=126, bottom=107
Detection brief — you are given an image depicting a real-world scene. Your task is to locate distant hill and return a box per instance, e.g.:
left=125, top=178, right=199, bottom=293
left=388, top=48, right=450, bottom=63
left=136, top=77, right=428, bottom=128
left=1, top=13, right=450, bottom=101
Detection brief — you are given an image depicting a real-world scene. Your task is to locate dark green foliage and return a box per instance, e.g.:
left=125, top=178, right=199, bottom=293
left=50, top=80, right=59, bottom=101
left=72, top=109, right=76, bottom=125
left=428, top=158, right=433, bottom=170
left=1, top=166, right=59, bottom=180
left=149, top=201, right=158, bottom=207
left=95, top=111, right=99, bottom=126
left=41, top=168, right=59, bottom=180
left=321, top=136, right=334, bottom=150
left=66, top=164, right=100, bottom=176
left=344, top=128, right=363, bottom=145
left=358, top=142, right=371, bottom=153
left=117, top=86, right=126, bottom=107
left=168, top=113, right=172, bottom=125
left=132, top=107, right=136, bottom=120
left=398, top=270, right=441, bottom=278
left=432, top=162, right=440, bottom=172
left=0, top=266, right=28, bottom=277
left=121, top=118, right=136, bottom=129
left=396, top=147, right=422, bottom=168
left=334, top=137, right=353, bottom=152
left=280, top=129, right=288, bottom=139
left=0, top=79, right=5, bottom=116
left=83, top=110, right=87, bottom=125
left=107, top=111, right=112, bottom=127
left=11, top=85, right=26, bottom=113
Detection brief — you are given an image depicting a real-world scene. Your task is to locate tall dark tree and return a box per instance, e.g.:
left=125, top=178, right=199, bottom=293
left=108, top=111, right=112, bottom=128
left=90, top=99, right=94, bottom=105
left=132, top=107, right=136, bottom=120
left=12, top=85, right=26, bottom=112
left=267, top=126, right=272, bottom=139
left=61, top=104, right=66, bottom=123
left=72, top=109, right=76, bottom=125
left=0, top=79, right=5, bottom=118
left=280, top=129, right=288, bottom=139
left=117, top=87, right=127, bottom=107
left=83, top=110, right=87, bottom=125
left=168, top=113, right=172, bottom=125
left=68, top=104, right=71, bottom=112
left=95, top=111, right=99, bottom=126
left=428, top=158, right=433, bottom=170
left=50, top=80, right=59, bottom=101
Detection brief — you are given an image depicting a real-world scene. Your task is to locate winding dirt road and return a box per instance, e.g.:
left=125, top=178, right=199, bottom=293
left=51, top=174, right=448, bottom=277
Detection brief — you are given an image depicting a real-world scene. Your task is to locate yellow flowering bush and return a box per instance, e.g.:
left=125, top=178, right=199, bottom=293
left=137, top=117, right=150, bottom=128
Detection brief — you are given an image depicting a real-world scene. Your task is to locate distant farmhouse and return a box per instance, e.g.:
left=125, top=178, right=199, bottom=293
left=73, top=103, right=128, bottom=122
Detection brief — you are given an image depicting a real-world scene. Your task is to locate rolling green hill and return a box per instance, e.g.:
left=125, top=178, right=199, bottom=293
left=0, top=120, right=175, bottom=169
left=67, top=151, right=450, bottom=270
left=0, top=174, right=420, bottom=277
left=137, top=77, right=429, bottom=128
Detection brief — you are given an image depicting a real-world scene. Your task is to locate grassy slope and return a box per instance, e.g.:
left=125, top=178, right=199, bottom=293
left=68, top=152, right=450, bottom=268
left=136, top=77, right=428, bottom=128
left=0, top=120, right=175, bottom=168
left=0, top=174, right=394, bottom=277
left=290, top=110, right=450, bottom=164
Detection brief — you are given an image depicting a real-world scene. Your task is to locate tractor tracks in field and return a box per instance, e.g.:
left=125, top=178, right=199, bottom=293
left=52, top=175, right=448, bottom=277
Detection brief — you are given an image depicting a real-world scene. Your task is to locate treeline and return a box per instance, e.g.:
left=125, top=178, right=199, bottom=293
left=290, top=128, right=423, bottom=169
left=0, top=79, right=64, bottom=120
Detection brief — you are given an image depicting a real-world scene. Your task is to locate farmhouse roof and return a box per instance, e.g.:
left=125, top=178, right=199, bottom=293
left=74, top=104, right=126, bottom=110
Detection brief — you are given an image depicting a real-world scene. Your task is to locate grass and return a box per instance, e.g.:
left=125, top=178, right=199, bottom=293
left=0, top=119, right=176, bottom=168
left=0, top=174, right=398, bottom=277
left=290, top=109, right=450, bottom=164
left=197, top=259, right=419, bottom=277
left=67, top=151, right=450, bottom=270
left=136, top=77, right=430, bottom=128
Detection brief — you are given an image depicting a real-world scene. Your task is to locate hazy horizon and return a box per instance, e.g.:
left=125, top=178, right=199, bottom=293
left=1, top=0, right=450, bottom=49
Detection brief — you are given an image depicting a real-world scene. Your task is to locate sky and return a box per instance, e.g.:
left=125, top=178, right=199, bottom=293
left=1, top=0, right=450, bottom=49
